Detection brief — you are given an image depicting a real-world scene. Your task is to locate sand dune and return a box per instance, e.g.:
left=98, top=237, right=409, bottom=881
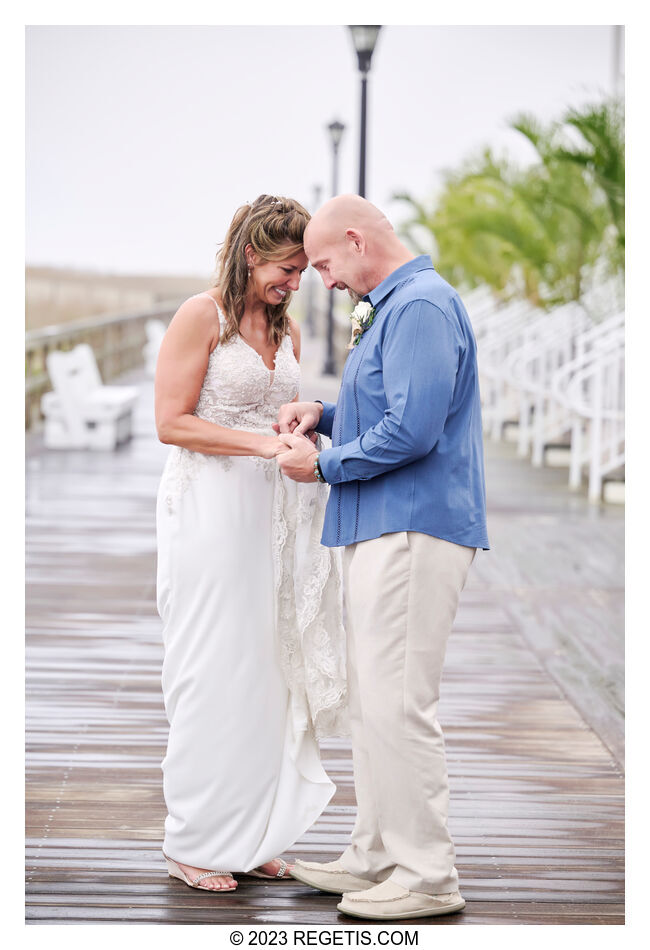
left=26, top=266, right=209, bottom=331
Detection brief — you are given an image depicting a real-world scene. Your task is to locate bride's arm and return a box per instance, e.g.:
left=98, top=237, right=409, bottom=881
left=155, top=297, right=284, bottom=459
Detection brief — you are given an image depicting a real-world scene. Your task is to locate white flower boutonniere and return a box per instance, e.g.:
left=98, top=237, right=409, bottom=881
left=348, top=301, right=376, bottom=349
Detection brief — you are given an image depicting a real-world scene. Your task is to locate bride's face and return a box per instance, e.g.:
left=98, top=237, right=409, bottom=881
left=247, top=248, right=308, bottom=306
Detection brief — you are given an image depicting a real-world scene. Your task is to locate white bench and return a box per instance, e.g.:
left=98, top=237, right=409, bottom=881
left=41, top=344, right=139, bottom=450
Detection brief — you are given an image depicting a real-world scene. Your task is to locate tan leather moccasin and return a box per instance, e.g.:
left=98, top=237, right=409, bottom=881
left=337, top=879, right=466, bottom=920
left=289, top=859, right=376, bottom=895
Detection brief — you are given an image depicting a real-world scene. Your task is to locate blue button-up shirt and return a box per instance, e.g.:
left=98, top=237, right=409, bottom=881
left=316, top=256, right=489, bottom=550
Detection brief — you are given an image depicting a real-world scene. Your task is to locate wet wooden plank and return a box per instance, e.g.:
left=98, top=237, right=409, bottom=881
left=25, top=370, right=624, bottom=925
left=25, top=903, right=626, bottom=926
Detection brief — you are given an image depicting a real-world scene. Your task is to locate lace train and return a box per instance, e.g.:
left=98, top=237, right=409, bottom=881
left=272, top=467, right=349, bottom=739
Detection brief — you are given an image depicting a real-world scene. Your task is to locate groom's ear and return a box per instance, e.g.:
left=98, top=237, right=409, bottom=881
left=345, top=228, right=365, bottom=255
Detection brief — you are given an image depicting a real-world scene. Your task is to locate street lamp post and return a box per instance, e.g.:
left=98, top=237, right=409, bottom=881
left=304, top=183, right=322, bottom=337
left=323, top=120, right=345, bottom=375
left=348, top=25, right=381, bottom=198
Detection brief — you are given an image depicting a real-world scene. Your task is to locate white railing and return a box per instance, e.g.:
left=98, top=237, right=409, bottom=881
left=475, top=298, right=541, bottom=438
left=467, top=286, right=625, bottom=503
left=458, top=285, right=499, bottom=331
left=550, top=315, right=625, bottom=501
left=507, top=302, right=594, bottom=465
left=566, top=344, right=624, bottom=501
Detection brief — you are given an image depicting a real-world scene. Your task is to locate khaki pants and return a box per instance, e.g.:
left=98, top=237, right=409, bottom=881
left=339, top=531, right=476, bottom=895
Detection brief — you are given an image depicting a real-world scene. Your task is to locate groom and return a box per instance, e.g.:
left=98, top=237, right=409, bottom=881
left=276, top=194, right=489, bottom=921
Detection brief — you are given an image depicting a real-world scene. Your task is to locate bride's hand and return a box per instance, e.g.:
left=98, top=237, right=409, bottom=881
left=258, top=435, right=291, bottom=459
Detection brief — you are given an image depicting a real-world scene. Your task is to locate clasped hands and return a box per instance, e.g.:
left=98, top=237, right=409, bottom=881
left=269, top=401, right=323, bottom=483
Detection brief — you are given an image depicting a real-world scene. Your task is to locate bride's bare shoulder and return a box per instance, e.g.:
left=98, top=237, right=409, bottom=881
left=165, top=293, right=222, bottom=348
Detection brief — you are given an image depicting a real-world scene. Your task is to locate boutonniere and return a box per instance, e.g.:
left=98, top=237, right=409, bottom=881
left=347, top=301, right=376, bottom=349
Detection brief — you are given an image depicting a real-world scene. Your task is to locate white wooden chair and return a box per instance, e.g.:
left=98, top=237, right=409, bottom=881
left=143, top=319, right=167, bottom=376
left=41, top=344, right=138, bottom=450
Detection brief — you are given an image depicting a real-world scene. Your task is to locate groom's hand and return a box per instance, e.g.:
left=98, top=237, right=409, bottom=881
left=272, top=421, right=318, bottom=444
left=277, top=401, right=323, bottom=436
left=276, top=432, right=320, bottom=482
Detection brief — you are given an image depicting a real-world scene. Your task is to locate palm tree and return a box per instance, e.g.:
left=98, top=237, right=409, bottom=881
left=394, top=99, right=624, bottom=308
left=554, top=100, right=624, bottom=266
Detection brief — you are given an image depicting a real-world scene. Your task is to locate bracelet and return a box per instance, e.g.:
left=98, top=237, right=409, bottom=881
left=313, top=453, right=326, bottom=483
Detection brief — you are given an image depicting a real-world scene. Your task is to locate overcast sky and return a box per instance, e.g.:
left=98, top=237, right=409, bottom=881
left=26, top=24, right=620, bottom=277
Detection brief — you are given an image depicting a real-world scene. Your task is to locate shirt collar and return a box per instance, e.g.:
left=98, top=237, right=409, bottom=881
left=365, top=255, right=434, bottom=307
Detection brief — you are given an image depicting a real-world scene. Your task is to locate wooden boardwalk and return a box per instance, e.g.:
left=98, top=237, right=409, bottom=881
left=26, top=368, right=624, bottom=925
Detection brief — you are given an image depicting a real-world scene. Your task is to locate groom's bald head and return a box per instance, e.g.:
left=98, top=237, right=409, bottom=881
left=305, top=194, right=393, bottom=246
left=303, top=195, right=399, bottom=296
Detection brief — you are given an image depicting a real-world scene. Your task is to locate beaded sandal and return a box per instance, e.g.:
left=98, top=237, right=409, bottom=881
left=163, top=852, right=236, bottom=891
left=243, top=858, right=290, bottom=879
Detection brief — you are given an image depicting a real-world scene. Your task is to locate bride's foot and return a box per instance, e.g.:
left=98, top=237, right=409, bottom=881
left=253, top=858, right=294, bottom=878
left=177, top=862, right=237, bottom=891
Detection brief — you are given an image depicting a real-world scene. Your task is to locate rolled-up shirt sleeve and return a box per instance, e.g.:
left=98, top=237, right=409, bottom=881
left=318, top=300, right=462, bottom=484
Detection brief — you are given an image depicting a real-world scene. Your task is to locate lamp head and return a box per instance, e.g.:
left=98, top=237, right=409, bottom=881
left=327, top=119, right=346, bottom=150
left=348, top=25, right=382, bottom=74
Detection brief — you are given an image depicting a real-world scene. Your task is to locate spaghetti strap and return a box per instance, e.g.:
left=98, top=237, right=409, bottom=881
left=193, top=292, right=225, bottom=325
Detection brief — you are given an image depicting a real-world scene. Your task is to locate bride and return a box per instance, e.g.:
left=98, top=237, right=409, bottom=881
left=155, top=194, right=347, bottom=893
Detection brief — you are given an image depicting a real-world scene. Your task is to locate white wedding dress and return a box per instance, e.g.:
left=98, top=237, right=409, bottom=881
left=156, top=294, right=348, bottom=873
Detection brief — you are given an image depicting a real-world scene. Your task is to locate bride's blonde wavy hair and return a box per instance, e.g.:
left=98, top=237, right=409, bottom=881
left=212, top=194, right=311, bottom=346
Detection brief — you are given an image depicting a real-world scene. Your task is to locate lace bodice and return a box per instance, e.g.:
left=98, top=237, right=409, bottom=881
left=193, top=294, right=300, bottom=433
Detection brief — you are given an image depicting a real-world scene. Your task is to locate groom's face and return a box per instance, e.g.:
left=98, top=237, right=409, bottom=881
left=305, top=229, right=366, bottom=297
